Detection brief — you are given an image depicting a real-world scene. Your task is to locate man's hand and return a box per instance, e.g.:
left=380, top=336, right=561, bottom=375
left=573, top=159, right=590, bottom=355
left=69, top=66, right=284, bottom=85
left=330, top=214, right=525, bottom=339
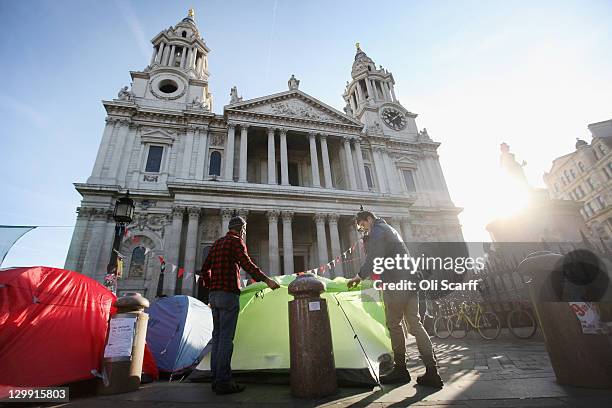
left=265, top=277, right=280, bottom=290
left=347, top=276, right=362, bottom=289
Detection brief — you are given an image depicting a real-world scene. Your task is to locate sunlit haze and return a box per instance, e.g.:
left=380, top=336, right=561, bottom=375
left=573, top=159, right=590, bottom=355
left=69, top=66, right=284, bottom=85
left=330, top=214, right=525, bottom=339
left=1, top=0, right=611, bottom=267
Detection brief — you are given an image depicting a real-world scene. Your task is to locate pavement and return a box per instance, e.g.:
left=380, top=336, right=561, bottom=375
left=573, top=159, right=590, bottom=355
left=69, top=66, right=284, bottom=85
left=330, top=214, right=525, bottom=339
left=49, top=332, right=612, bottom=408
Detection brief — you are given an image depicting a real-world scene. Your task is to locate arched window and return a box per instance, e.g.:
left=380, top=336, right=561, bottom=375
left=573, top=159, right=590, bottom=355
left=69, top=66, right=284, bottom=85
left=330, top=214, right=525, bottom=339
left=129, top=246, right=146, bottom=278
left=209, top=151, right=221, bottom=176
left=182, top=31, right=187, bottom=38
left=364, top=165, right=374, bottom=189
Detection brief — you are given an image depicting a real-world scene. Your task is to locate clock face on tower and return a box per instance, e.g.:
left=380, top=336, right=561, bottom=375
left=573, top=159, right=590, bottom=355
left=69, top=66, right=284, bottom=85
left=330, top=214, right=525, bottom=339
left=381, top=107, right=407, bottom=131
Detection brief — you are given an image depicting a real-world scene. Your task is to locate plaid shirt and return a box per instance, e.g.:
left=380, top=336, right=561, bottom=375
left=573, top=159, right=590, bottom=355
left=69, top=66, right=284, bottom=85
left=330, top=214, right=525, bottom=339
left=200, top=230, right=268, bottom=294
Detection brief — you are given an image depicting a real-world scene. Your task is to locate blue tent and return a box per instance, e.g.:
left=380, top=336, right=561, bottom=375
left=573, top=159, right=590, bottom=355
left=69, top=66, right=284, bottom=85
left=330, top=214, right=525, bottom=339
left=146, top=296, right=213, bottom=376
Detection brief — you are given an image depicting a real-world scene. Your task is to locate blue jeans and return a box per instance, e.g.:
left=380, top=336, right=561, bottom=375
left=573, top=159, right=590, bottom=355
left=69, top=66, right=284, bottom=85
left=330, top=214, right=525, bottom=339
left=209, top=290, right=240, bottom=385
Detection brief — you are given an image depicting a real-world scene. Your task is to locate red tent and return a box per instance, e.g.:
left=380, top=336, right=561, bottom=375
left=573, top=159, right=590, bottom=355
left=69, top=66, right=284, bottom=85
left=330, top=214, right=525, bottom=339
left=0, top=266, right=115, bottom=394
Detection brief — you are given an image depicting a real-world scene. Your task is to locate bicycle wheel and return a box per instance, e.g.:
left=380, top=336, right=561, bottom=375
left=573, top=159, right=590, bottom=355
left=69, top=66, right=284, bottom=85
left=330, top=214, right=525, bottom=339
left=449, top=315, right=468, bottom=339
left=433, top=316, right=451, bottom=339
left=477, top=312, right=501, bottom=340
left=507, top=309, right=537, bottom=339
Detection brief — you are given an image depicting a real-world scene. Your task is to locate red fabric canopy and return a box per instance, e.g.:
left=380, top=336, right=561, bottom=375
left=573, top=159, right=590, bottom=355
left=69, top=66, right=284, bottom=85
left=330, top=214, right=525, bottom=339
left=0, top=266, right=115, bottom=393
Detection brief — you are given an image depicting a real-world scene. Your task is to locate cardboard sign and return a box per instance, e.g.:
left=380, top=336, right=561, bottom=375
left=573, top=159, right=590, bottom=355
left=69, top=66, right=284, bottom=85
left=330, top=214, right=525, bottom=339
left=104, top=317, right=137, bottom=359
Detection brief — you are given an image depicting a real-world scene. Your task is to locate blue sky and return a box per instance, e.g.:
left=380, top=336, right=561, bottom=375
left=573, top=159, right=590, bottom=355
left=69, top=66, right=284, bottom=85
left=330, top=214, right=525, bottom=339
left=1, top=0, right=611, bottom=268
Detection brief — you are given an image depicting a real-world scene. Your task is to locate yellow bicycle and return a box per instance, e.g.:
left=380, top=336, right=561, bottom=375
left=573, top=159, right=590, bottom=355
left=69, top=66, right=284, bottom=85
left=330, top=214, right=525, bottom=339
left=448, top=302, right=501, bottom=340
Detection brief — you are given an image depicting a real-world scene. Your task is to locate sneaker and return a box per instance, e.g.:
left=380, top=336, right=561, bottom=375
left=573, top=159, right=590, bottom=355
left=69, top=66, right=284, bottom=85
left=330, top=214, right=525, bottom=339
left=214, top=381, right=246, bottom=395
left=380, top=365, right=411, bottom=384
left=416, top=367, right=443, bottom=388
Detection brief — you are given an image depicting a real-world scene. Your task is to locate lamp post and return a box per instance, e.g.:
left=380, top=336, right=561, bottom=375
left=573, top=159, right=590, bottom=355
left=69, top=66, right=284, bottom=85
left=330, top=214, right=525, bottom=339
left=107, top=190, right=135, bottom=294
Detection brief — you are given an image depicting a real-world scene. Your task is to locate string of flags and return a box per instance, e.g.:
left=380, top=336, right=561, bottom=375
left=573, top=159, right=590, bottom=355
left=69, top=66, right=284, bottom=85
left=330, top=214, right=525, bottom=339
left=104, top=226, right=368, bottom=293
left=297, top=238, right=366, bottom=277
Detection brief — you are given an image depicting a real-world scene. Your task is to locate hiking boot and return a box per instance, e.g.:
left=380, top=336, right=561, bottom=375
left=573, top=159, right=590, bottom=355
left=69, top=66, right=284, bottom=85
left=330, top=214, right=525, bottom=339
left=380, top=364, right=411, bottom=384
left=416, top=366, right=443, bottom=388
left=214, top=381, right=246, bottom=395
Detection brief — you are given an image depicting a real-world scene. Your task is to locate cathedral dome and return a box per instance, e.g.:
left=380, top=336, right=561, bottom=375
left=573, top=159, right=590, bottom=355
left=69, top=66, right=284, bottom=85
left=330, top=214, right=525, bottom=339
left=351, top=43, right=375, bottom=78
left=575, top=138, right=588, bottom=149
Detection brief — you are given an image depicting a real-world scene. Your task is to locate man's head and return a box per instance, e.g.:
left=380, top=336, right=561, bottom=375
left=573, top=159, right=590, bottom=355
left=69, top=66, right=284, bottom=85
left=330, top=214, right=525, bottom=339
left=356, top=210, right=377, bottom=233
left=228, top=216, right=247, bottom=237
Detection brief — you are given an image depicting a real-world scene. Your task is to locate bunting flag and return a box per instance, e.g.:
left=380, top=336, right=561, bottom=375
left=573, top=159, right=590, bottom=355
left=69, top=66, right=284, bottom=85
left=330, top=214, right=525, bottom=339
left=144, top=247, right=151, bottom=255
left=122, top=227, right=132, bottom=242
left=171, top=264, right=177, bottom=275
left=177, top=267, right=185, bottom=278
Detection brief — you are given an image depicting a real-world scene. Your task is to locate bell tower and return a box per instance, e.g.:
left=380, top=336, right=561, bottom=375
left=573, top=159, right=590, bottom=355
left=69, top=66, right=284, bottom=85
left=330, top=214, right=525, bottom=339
left=343, top=43, right=418, bottom=140
left=128, top=9, right=213, bottom=110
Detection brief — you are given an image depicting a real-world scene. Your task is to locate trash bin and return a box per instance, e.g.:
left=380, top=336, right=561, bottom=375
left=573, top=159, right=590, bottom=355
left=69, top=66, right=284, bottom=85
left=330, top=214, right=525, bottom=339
left=519, top=252, right=612, bottom=388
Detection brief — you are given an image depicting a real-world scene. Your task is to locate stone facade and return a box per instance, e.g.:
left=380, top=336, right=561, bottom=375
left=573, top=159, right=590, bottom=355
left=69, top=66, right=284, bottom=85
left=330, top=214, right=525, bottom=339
left=64, top=11, right=463, bottom=297
left=543, top=119, right=612, bottom=248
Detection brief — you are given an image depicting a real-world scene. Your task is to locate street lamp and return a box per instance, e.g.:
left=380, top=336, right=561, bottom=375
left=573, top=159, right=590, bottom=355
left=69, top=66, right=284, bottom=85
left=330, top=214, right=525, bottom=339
left=107, top=190, right=135, bottom=289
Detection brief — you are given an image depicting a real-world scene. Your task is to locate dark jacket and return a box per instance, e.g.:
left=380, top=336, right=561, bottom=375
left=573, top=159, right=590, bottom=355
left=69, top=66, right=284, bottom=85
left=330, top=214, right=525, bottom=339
left=358, top=218, right=416, bottom=283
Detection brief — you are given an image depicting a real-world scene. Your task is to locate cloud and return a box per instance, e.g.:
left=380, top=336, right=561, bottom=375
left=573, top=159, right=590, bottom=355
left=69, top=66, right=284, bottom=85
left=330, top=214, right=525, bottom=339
left=114, top=0, right=151, bottom=61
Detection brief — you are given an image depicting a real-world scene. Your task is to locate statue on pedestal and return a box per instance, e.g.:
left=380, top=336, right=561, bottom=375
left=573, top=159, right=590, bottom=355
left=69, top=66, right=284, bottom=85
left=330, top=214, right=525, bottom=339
left=500, top=142, right=528, bottom=186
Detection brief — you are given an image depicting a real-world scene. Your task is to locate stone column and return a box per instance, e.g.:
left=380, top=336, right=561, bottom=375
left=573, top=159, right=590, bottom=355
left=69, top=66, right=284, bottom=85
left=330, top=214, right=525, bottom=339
left=390, top=84, right=397, bottom=102
left=190, top=47, right=197, bottom=69
left=168, top=44, right=176, bottom=66
left=382, top=81, right=391, bottom=100
left=343, top=137, right=357, bottom=190
left=64, top=207, right=91, bottom=271
left=108, top=120, right=130, bottom=183
left=267, top=210, right=280, bottom=275
left=280, top=129, right=289, bottom=186
left=433, top=157, right=452, bottom=201
left=182, top=207, right=200, bottom=295
left=281, top=211, right=294, bottom=274
left=162, top=44, right=171, bottom=66
left=117, top=123, right=138, bottom=185
left=383, top=150, right=400, bottom=194
left=81, top=209, right=108, bottom=279
left=180, top=46, right=187, bottom=68
left=327, top=214, right=342, bottom=277
left=400, top=215, right=414, bottom=242
left=155, top=43, right=165, bottom=64
left=319, top=135, right=333, bottom=188
left=221, top=208, right=232, bottom=235
left=390, top=217, right=404, bottom=239
left=372, top=147, right=389, bottom=193
left=90, top=118, right=117, bottom=183
left=314, top=213, right=329, bottom=267
left=354, top=139, right=368, bottom=191
left=224, top=123, right=236, bottom=181
left=370, top=79, right=379, bottom=100
left=267, top=128, right=276, bottom=184
left=365, top=79, right=374, bottom=100
left=354, top=82, right=364, bottom=103
left=180, top=127, right=195, bottom=179
left=238, top=125, right=249, bottom=182
left=308, top=133, right=321, bottom=187
left=165, top=207, right=184, bottom=295
left=195, top=127, right=209, bottom=180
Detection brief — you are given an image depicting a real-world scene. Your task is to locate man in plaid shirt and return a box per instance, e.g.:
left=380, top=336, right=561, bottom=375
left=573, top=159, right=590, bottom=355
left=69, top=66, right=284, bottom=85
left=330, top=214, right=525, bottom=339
left=200, top=215, right=279, bottom=394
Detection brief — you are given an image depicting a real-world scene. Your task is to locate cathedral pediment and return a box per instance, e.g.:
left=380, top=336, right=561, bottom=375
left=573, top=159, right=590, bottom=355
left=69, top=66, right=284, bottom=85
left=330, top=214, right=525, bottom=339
left=140, top=129, right=176, bottom=145
left=225, top=90, right=362, bottom=127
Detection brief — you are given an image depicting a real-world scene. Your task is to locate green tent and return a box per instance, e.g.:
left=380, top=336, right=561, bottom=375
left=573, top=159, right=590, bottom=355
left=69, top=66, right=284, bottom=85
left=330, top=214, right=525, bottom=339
left=192, top=274, right=392, bottom=385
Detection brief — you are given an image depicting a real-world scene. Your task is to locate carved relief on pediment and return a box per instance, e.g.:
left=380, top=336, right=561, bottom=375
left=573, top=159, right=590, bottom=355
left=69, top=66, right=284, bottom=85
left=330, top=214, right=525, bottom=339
left=412, top=224, right=439, bottom=242
left=246, top=99, right=337, bottom=122
left=209, top=133, right=225, bottom=147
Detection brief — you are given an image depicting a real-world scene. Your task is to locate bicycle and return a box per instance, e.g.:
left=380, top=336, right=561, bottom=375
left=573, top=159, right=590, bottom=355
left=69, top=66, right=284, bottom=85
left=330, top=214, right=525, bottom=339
left=432, top=300, right=455, bottom=339
left=448, top=302, right=501, bottom=340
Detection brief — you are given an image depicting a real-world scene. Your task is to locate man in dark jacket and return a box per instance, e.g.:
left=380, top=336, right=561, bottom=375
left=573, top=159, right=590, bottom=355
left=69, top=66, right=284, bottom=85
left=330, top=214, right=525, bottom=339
left=348, top=210, right=443, bottom=387
left=200, top=216, right=280, bottom=394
